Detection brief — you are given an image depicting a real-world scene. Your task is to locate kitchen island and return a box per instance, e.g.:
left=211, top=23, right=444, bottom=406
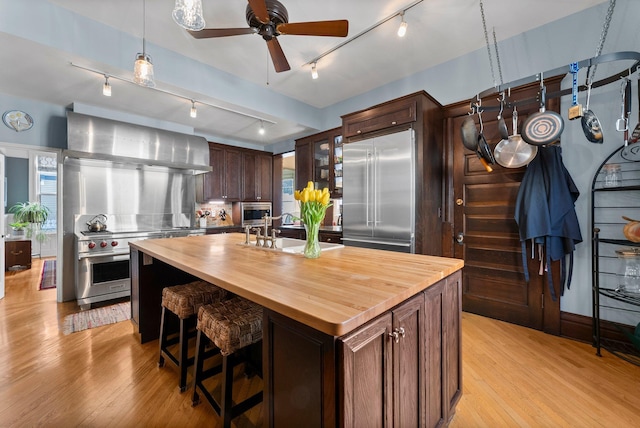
left=130, top=233, right=464, bottom=427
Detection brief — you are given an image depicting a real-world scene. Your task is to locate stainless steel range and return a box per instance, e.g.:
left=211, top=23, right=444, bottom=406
left=62, top=111, right=212, bottom=305
left=75, top=227, right=203, bottom=308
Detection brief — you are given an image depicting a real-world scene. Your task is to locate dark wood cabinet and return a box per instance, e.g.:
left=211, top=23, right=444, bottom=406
left=196, top=143, right=242, bottom=202
left=342, top=98, right=417, bottom=138
left=197, top=143, right=273, bottom=203
left=263, top=272, right=460, bottom=427
left=341, top=92, right=444, bottom=257
left=242, top=151, right=272, bottom=201
left=340, top=293, right=425, bottom=427
left=295, top=127, right=343, bottom=199
left=5, top=240, right=31, bottom=270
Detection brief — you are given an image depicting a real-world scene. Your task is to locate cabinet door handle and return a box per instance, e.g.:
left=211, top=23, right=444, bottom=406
left=11, top=250, right=23, bottom=255
left=388, top=327, right=406, bottom=343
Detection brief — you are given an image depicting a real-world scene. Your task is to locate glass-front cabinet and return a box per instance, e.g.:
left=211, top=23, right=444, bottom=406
left=295, top=127, right=342, bottom=199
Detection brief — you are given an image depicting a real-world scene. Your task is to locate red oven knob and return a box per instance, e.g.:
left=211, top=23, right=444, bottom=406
left=111, top=241, right=118, bottom=247
left=88, top=241, right=96, bottom=249
left=100, top=241, right=108, bottom=248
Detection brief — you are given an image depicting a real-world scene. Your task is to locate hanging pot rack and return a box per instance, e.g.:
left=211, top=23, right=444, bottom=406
left=470, top=50, right=640, bottom=112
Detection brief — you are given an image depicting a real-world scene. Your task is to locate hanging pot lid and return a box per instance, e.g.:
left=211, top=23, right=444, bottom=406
left=521, top=85, right=565, bottom=146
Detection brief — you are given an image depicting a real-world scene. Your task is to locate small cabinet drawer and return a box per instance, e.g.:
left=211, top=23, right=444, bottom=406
left=343, top=99, right=416, bottom=138
left=5, top=240, right=31, bottom=270
left=319, top=232, right=342, bottom=243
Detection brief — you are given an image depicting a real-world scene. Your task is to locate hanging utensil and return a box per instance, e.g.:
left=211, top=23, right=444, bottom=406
left=522, top=77, right=565, bottom=146
left=581, top=82, right=604, bottom=143
left=568, top=62, right=584, bottom=120
left=629, top=77, right=640, bottom=144
left=619, top=77, right=634, bottom=160
left=496, top=92, right=509, bottom=140
left=460, top=106, right=492, bottom=173
left=494, top=106, right=538, bottom=168
left=476, top=107, right=495, bottom=171
left=622, top=77, right=640, bottom=161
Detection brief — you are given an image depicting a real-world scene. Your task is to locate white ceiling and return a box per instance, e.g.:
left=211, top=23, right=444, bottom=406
left=0, top=0, right=607, bottom=148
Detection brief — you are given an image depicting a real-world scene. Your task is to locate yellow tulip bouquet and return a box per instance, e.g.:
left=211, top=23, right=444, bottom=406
left=294, top=181, right=332, bottom=258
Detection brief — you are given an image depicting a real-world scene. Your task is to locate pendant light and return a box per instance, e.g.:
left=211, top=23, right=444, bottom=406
left=190, top=100, right=197, bottom=118
left=133, top=0, right=155, bottom=88
left=258, top=121, right=265, bottom=135
left=102, top=75, right=112, bottom=96
left=311, top=62, right=318, bottom=80
left=172, top=0, right=205, bottom=31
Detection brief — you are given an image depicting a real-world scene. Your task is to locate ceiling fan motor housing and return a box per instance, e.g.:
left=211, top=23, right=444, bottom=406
left=246, top=0, right=288, bottom=40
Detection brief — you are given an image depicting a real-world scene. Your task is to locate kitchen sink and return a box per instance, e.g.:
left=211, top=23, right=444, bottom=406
left=240, top=237, right=343, bottom=254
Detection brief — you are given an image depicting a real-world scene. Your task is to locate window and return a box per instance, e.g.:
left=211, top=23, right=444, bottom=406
left=35, top=153, right=57, bottom=231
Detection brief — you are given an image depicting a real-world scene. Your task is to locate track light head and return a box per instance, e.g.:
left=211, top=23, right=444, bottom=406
left=397, top=12, right=407, bottom=37
left=102, top=75, right=112, bottom=97
left=311, top=62, right=318, bottom=80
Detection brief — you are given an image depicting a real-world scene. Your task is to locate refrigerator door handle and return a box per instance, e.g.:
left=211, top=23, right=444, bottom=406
left=374, top=147, right=381, bottom=225
left=366, top=149, right=372, bottom=227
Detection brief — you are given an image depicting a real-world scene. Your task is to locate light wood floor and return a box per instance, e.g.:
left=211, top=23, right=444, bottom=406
left=0, top=259, right=638, bottom=427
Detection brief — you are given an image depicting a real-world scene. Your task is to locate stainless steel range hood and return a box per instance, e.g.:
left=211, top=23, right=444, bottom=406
left=65, top=111, right=211, bottom=173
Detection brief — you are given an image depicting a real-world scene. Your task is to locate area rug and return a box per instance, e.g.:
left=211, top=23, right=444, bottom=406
left=39, top=260, right=56, bottom=290
left=62, top=301, right=131, bottom=335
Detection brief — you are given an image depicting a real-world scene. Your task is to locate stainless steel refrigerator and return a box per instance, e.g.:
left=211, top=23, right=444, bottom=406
left=342, top=128, right=415, bottom=253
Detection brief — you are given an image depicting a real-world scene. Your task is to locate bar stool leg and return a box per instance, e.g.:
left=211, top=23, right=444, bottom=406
left=158, top=307, right=167, bottom=368
left=191, top=329, right=205, bottom=406
left=178, top=318, right=189, bottom=392
left=221, top=354, right=234, bottom=428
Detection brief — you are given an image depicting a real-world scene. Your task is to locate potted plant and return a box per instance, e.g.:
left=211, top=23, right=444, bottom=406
left=9, top=201, right=50, bottom=242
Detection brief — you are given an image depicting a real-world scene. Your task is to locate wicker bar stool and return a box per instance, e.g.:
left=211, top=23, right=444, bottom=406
left=158, top=280, right=228, bottom=392
left=191, top=296, right=263, bottom=428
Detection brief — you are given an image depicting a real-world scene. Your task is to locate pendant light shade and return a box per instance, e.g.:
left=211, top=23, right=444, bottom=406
left=133, top=0, right=155, bottom=88
left=172, top=0, right=205, bottom=31
left=133, top=53, right=155, bottom=88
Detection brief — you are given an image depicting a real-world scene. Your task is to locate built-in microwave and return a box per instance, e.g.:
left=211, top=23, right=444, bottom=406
left=241, top=202, right=272, bottom=226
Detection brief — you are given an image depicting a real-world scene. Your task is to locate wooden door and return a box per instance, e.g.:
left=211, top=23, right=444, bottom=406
left=449, top=82, right=561, bottom=332
left=392, top=294, right=424, bottom=428
left=340, top=313, right=393, bottom=428
left=257, top=153, right=273, bottom=201
left=223, top=148, right=242, bottom=201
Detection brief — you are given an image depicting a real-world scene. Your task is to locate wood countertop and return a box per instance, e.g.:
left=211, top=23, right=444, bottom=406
left=130, top=233, right=463, bottom=336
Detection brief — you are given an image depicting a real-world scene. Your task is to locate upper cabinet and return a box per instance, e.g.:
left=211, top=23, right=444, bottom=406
left=197, top=143, right=242, bottom=202
left=196, top=142, right=273, bottom=203
left=342, top=98, right=416, bottom=138
left=242, top=151, right=273, bottom=201
left=295, top=127, right=343, bottom=199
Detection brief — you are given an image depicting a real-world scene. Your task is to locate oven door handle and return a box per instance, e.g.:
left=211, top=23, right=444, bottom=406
left=78, top=252, right=130, bottom=261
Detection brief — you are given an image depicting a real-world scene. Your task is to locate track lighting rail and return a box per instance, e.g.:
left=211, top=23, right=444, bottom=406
left=69, top=62, right=277, bottom=125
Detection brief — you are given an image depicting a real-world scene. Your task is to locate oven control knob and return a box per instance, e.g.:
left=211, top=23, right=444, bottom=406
left=88, top=241, right=96, bottom=249
left=111, top=241, right=118, bottom=247
left=100, top=241, right=108, bottom=248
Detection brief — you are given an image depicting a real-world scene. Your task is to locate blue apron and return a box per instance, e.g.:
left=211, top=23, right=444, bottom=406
left=514, top=145, right=583, bottom=300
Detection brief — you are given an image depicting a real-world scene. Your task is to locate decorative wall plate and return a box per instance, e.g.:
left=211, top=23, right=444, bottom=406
left=3, top=110, right=34, bottom=132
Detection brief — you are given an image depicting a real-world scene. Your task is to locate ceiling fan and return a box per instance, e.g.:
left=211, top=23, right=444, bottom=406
left=187, top=0, right=349, bottom=72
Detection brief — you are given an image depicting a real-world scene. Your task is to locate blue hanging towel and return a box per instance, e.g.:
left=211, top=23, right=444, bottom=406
left=514, top=145, right=583, bottom=300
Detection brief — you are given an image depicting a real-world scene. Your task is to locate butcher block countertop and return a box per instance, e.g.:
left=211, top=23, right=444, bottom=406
left=130, top=233, right=464, bottom=336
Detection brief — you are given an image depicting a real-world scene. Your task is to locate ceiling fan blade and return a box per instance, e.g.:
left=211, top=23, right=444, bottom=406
left=248, top=0, right=270, bottom=24
left=277, top=20, right=349, bottom=37
left=266, top=38, right=291, bottom=73
left=188, top=28, right=257, bottom=38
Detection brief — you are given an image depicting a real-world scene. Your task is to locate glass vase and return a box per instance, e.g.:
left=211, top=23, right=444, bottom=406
left=304, top=221, right=322, bottom=259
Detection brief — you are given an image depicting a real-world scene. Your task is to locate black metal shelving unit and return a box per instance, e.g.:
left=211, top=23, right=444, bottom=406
left=591, top=145, right=640, bottom=366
